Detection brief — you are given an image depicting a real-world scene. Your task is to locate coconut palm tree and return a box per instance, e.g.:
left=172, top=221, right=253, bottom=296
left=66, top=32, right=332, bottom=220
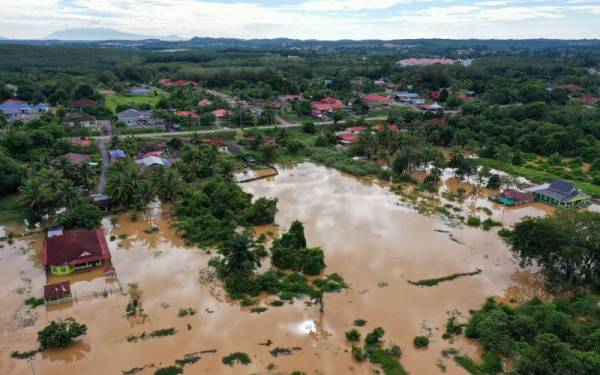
left=156, top=168, right=181, bottom=202
left=219, top=231, right=261, bottom=278
left=136, top=180, right=156, bottom=217
left=19, top=178, right=50, bottom=222
left=55, top=179, right=83, bottom=209
left=77, top=162, right=96, bottom=191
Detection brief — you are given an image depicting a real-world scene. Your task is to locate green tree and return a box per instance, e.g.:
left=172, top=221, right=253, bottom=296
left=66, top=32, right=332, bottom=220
left=19, top=178, right=50, bottom=221
left=0, top=153, right=25, bottom=195
left=58, top=203, right=103, bottom=230
left=55, top=179, right=83, bottom=209
left=507, top=210, right=600, bottom=289
left=219, top=231, right=262, bottom=278
left=38, top=318, right=87, bottom=349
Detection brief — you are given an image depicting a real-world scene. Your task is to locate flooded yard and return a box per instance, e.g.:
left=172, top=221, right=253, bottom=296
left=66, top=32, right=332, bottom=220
left=1, top=162, right=551, bottom=374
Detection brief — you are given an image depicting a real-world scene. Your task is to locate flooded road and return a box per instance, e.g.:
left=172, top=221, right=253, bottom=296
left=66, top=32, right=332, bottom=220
left=1, top=163, right=550, bottom=374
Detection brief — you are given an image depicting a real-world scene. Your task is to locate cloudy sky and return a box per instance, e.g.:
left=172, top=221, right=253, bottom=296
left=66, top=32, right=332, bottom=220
left=1, top=0, right=600, bottom=40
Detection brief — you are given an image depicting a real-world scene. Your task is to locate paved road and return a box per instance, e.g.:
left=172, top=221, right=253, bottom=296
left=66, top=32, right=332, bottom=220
left=96, top=138, right=110, bottom=193
left=92, top=116, right=388, bottom=141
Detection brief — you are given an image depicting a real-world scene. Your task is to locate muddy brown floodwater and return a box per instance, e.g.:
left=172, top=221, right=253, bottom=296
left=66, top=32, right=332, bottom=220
left=1, top=162, right=551, bottom=375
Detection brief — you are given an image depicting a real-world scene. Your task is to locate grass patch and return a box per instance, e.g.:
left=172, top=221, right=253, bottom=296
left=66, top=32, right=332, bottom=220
left=222, top=352, right=251, bottom=366
left=408, top=269, right=482, bottom=287
left=177, top=307, right=197, bottom=317
left=250, top=307, right=268, bottom=314
left=126, top=327, right=176, bottom=342
left=269, top=347, right=302, bottom=357
left=11, top=349, right=39, bottom=359
left=0, top=194, right=25, bottom=224
left=105, top=95, right=163, bottom=113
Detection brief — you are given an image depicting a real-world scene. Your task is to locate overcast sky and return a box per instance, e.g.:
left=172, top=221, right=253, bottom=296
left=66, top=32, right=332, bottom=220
left=1, top=0, right=600, bottom=40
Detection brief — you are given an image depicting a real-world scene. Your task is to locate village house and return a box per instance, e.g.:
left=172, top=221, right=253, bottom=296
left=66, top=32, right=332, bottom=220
left=212, top=109, right=230, bottom=118
left=135, top=155, right=171, bottom=171
left=43, top=229, right=112, bottom=276
left=363, top=95, right=393, bottom=107
left=109, top=149, right=127, bottom=161
left=70, top=98, right=97, bottom=110
left=311, top=97, right=345, bottom=118
left=44, top=281, right=73, bottom=305
left=392, top=91, right=425, bottom=105
left=397, top=58, right=455, bottom=66
left=63, top=152, right=91, bottom=166
left=201, top=139, right=229, bottom=153
left=175, top=111, right=199, bottom=120
left=0, top=99, right=49, bottom=122
left=420, top=103, right=444, bottom=114
left=130, top=87, right=151, bottom=95
left=491, top=189, right=534, bottom=206
left=117, top=108, right=164, bottom=128
left=533, top=180, right=591, bottom=208
left=67, top=137, right=93, bottom=148
left=64, top=112, right=99, bottom=128
left=198, top=99, right=212, bottom=106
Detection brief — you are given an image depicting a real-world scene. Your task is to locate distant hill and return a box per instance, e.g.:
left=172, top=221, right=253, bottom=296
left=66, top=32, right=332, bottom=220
left=0, top=36, right=8, bottom=40
left=45, top=28, right=183, bottom=41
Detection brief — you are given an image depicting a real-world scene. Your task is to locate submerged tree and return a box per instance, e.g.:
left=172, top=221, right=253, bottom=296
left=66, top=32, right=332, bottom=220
left=219, top=231, right=262, bottom=278
left=38, top=318, right=87, bottom=349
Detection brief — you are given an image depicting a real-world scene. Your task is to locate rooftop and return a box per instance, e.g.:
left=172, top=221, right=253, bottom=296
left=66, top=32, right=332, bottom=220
left=43, top=229, right=111, bottom=267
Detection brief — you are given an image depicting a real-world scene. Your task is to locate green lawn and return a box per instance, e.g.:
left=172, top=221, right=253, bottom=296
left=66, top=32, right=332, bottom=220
left=105, top=94, right=164, bottom=113
left=0, top=194, right=25, bottom=224
left=478, top=158, right=600, bottom=198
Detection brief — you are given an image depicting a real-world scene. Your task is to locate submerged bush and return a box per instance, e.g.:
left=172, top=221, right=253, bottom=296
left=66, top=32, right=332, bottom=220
left=37, top=318, right=87, bottom=349
left=413, top=336, right=430, bottom=348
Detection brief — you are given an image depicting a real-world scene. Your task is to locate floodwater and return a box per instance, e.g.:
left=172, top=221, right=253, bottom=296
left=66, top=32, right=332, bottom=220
left=1, top=163, right=553, bottom=375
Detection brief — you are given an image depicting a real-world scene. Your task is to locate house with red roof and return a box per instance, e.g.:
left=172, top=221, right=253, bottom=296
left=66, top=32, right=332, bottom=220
left=345, top=126, right=365, bottom=134
left=374, top=124, right=400, bottom=132
left=44, top=281, right=73, bottom=305
left=212, top=109, right=229, bottom=118
left=67, top=137, right=92, bottom=147
left=3, top=99, right=25, bottom=105
left=198, top=99, right=212, bottom=106
left=311, top=97, right=345, bottom=118
left=427, top=118, right=446, bottom=127
left=43, top=229, right=111, bottom=275
left=175, top=111, right=199, bottom=119
left=556, top=84, right=583, bottom=92
left=337, top=133, right=359, bottom=145
left=363, top=95, right=392, bottom=107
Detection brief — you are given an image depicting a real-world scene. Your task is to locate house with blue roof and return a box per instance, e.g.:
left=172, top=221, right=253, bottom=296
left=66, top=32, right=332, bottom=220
left=108, top=150, right=127, bottom=161
left=533, top=180, right=591, bottom=208
left=0, top=100, right=49, bottom=122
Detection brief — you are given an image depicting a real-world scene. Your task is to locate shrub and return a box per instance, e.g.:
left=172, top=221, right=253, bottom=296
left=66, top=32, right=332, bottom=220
left=345, top=329, right=361, bottom=342
left=352, top=346, right=367, bottom=361
left=25, top=297, right=44, bottom=308
left=386, top=344, right=402, bottom=359
left=466, top=216, right=481, bottom=227
left=413, top=336, right=430, bottom=348
left=154, top=366, right=183, bottom=375
left=222, top=352, right=251, bottom=366
left=365, top=327, right=385, bottom=345
left=353, top=319, right=367, bottom=327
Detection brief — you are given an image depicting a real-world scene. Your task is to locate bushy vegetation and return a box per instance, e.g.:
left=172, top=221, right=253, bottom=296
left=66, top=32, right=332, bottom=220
left=271, top=221, right=326, bottom=276
left=37, top=318, right=87, bottom=349
left=505, top=210, right=600, bottom=290
left=57, top=203, right=103, bottom=230
left=408, top=269, right=482, bottom=287
left=413, top=336, right=430, bottom=348
left=222, top=352, right=251, bottom=366
left=463, top=295, right=600, bottom=374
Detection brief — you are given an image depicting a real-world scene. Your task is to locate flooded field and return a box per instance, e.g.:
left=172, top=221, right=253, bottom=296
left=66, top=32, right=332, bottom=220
left=1, top=162, right=552, bottom=374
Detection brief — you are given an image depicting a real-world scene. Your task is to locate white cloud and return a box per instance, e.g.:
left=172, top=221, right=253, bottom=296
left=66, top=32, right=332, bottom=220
left=296, top=0, right=409, bottom=12
left=0, top=0, right=599, bottom=40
